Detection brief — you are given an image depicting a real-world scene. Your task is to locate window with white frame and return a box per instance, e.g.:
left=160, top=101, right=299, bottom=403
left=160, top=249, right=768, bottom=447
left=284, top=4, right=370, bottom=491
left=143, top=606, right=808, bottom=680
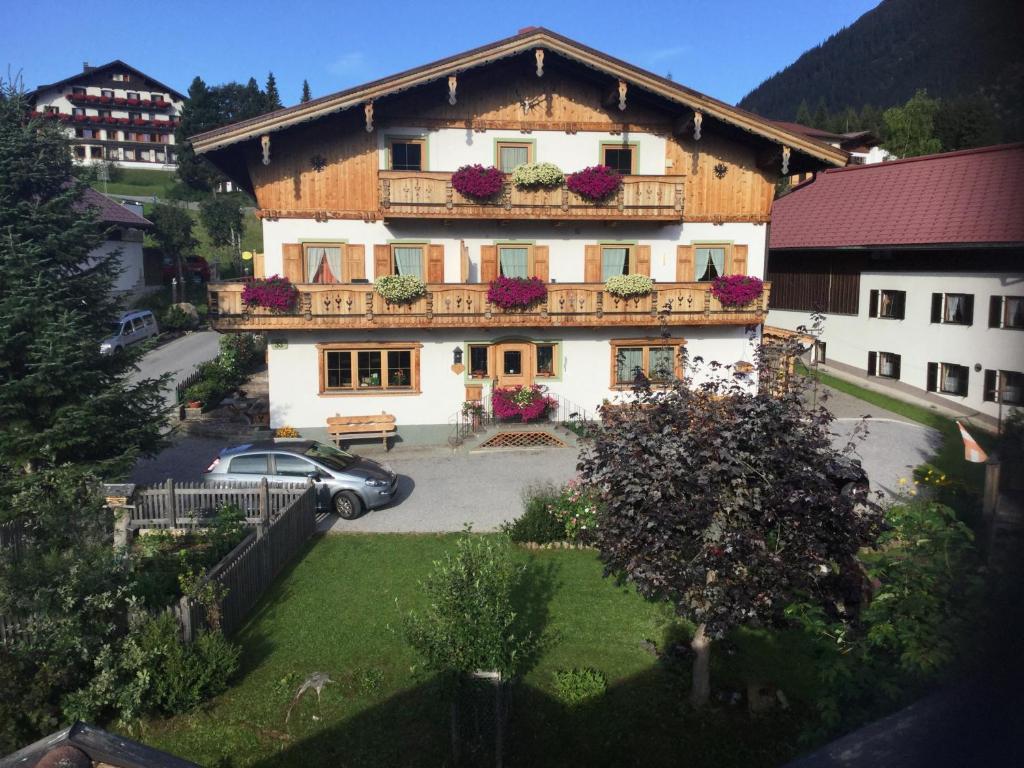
left=927, top=362, right=969, bottom=396
left=989, top=295, right=1024, bottom=329
left=931, top=292, right=974, bottom=325
left=868, top=351, right=901, bottom=379
left=984, top=369, right=1023, bottom=405
left=869, top=289, right=906, bottom=319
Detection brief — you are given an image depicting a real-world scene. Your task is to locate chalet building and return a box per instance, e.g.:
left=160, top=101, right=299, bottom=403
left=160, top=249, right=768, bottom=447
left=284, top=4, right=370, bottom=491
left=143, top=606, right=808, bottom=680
left=767, top=143, right=1024, bottom=423
left=772, top=121, right=889, bottom=165
left=192, top=28, right=846, bottom=443
left=28, top=61, right=184, bottom=169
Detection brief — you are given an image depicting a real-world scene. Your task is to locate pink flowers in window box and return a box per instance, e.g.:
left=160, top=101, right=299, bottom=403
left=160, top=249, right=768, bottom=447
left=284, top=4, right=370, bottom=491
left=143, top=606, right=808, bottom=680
left=451, top=164, right=504, bottom=200
left=492, top=385, right=557, bottom=422
left=710, top=275, right=764, bottom=307
left=241, top=275, right=298, bottom=313
left=487, top=276, right=547, bottom=309
left=566, top=164, right=622, bottom=202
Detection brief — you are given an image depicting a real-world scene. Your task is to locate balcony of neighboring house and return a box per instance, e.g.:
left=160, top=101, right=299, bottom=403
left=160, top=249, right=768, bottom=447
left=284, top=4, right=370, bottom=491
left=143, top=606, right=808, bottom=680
left=66, top=92, right=175, bottom=111
left=207, top=280, right=769, bottom=332
left=378, top=171, right=685, bottom=222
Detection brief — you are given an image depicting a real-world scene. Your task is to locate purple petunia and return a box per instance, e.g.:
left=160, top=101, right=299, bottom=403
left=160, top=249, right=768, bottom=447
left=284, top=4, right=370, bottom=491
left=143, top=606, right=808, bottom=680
left=451, top=164, right=505, bottom=200
left=710, top=275, right=764, bottom=307
left=486, top=276, right=548, bottom=309
left=565, top=165, right=622, bottom=202
left=492, top=385, right=557, bottom=422
left=241, top=275, right=298, bottom=313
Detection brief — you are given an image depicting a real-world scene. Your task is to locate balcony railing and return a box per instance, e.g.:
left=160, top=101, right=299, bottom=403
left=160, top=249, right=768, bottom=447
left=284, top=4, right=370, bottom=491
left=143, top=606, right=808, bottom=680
left=208, top=281, right=768, bottom=331
left=378, top=171, right=684, bottom=221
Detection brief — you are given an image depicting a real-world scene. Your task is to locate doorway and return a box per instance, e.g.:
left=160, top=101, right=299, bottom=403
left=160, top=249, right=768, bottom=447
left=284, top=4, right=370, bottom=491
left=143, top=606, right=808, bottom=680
left=494, top=342, right=533, bottom=388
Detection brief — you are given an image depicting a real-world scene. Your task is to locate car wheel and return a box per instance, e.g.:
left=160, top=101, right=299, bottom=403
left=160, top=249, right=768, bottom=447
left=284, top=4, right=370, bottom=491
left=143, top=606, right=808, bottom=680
left=333, top=491, right=363, bottom=520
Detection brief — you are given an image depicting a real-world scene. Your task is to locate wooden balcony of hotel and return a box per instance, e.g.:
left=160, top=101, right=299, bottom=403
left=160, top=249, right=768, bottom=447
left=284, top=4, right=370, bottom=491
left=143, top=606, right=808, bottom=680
left=207, top=281, right=769, bottom=332
left=378, top=171, right=685, bottom=222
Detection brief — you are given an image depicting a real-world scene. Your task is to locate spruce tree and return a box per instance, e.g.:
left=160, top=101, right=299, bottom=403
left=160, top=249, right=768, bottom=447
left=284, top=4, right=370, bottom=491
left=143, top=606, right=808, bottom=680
left=301, top=79, right=312, bottom=103
left=794, top=99, right=813, bottom=126
left=265, top=71, right=282, bottom=111
left=176, top=76, right=224, bottom=192
left=0, top=85, right=167, bottom=490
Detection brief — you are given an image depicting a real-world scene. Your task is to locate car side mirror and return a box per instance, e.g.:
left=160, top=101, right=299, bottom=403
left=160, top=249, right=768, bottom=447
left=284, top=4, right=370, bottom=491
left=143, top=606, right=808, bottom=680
left=306, top=471, right=322, bottom=481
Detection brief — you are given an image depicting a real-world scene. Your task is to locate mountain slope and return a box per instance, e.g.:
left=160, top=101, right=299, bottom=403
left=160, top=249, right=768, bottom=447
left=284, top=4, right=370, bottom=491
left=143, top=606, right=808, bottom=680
left=739, top=0, right=1024, bottom=131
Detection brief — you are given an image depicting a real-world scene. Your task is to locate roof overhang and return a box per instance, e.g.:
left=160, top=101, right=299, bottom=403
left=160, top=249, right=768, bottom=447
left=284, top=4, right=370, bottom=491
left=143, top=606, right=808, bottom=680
left=191, top=28, right=847, bottom=170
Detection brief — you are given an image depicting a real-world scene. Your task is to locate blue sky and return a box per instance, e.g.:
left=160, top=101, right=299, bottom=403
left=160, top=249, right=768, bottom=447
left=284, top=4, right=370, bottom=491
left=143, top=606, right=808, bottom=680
left=4, top=0, right=878, bottom=107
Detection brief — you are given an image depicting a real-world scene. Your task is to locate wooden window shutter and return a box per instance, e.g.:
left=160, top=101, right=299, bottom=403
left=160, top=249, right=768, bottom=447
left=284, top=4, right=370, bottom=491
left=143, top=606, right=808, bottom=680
left=962, top=294, right=975, bottom=325
left=926, top=362, right=938, bottom=392
left=984, top=369, right=997, bottom=402
left=253, top=252, right=265, bottom=279
left=344, top=244, right=365, bottom=282
left=480, top=245, right=498, bottom=283
left=730, top=244, right=748, bottom=275
left=930, top=293, right=943, bottom=323
left=635, top=245, right=651, bottom=276
left=282, top=243, right=303, bottom=283
left=867, top=351, right=877, bottom=376
left=892, top=354, right=902, bottom=380
left=427, top=244, right=445, bottom=283
left=893, top=291, right=907, bottom=319
left=868, top=289, right=879, bottom=318
left=990, top=296, right=1003, bottom=328
left=675, top=245, right=695, bottom=282
left=584, top=244, right=602, bottom=283
left=460, top=240, right=470, bottom=283
left=533, top=245, right=550, bottom=282
left=374, top=245, right=392, bottom=278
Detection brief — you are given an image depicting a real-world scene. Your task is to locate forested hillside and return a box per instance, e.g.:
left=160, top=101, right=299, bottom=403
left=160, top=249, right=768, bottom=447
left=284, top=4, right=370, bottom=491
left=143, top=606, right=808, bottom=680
left=739, top=0, right=1024, bottom=142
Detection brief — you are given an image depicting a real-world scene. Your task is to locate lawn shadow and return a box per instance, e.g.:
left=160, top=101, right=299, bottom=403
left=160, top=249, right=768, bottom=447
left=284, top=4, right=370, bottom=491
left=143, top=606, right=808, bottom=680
left=511, top=556, right=560, bottom=675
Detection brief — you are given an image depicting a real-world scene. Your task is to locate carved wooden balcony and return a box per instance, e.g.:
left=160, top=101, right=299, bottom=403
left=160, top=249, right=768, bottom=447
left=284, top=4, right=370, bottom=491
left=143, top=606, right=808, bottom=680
left=208, top=281, right=769, bottom=331
left=378, top=171, right=684, bottom=222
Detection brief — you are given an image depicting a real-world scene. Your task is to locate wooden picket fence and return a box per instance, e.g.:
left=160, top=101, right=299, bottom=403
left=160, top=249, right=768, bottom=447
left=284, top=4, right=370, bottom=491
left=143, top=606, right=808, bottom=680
left=173, top=483, right=318, bottom=640
left=130, top=479, right=307, bottom=529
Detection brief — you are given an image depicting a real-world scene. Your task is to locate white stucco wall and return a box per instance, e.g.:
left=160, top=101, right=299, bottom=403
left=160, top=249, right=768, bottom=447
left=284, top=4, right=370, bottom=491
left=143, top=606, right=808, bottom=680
left=768, top=270, right=1024, bottom=417
left=265, top=326, right=759, bottom=429
left=87, top=237, right=145, bottom=294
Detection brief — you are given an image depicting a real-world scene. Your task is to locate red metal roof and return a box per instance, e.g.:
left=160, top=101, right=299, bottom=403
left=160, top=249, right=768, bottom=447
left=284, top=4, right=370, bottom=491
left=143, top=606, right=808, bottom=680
left=77, top=187, right=153, bottom=228
left=769, top=143, right=1024, bottom=249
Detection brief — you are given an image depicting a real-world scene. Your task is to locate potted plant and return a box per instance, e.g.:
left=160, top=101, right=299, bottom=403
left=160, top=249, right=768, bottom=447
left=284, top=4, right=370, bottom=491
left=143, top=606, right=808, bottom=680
left=491, top=385, right=557, bottom=423
left=566, top=165, right=622, bottom=202
left=360, top=372, right=381, bottom=387
left=241, top=274, right=298, bottom=313
left=710, top=275, right=764, bottom=307
left=605, top=274, right=654, bottom=298
left=451, top=164, right=504, bottom=201
left=374, top=274, right=426, bottom=304
left=487, top=275, right=547, bottom=310
left=511, top=162, right=564, bottom=190
left=391, top=370, right=408, bottom=387
left=462, top=400, right=485, bottom=429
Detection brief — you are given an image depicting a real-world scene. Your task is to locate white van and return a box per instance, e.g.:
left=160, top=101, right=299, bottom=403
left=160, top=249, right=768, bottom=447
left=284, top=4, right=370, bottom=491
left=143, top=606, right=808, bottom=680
left=100, top=310, right=159, bottom=355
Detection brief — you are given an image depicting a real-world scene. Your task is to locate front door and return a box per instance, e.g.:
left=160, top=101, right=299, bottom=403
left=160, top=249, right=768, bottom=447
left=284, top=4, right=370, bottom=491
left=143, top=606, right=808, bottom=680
left=494, top=342, right=533, bottom=388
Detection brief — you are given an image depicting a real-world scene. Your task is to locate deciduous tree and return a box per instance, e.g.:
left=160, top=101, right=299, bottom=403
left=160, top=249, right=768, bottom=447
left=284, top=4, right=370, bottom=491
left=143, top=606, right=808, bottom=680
left=883, top=89, right=942, bottom=158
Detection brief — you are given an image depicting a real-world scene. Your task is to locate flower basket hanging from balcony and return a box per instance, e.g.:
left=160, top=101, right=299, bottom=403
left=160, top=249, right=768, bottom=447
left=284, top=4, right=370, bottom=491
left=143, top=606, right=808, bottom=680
left=605, top=274, right=653, bottom=298
left=710, top=275, right=764, bottom=307
left=511, top=162, right=564, bottom=189
left=241, top=275, right=298, bottom=313
left=492, top=384, right=557, bottom=423
left=374, top=274, right=426, bottom=304
left=487, top=276, right=547, bottom=310
left=566, top=164, right=622, bottom=202
left=451, top=164, right=504, bottom=201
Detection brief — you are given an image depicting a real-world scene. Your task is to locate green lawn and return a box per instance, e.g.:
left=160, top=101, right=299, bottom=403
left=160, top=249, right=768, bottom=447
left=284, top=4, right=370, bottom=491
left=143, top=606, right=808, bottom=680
left=92, top=168, right=178, bottom=199
left=138, top=535, right=817, bottom=768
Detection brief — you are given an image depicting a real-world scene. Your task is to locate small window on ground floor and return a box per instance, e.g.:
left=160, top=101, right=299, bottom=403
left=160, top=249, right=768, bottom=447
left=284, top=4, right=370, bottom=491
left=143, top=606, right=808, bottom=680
left=321, top=344, right=420, bottom=394
left=610, top=339, right=684, bottom=387
left=868, top=351, right=901, bottom=379
left=536, top=344, right=556, bottom=377
left=469, top=345, right=490, bottom=378
left=984, top=370, right=1023, bottom=405
left=927, top=362, right=969, bottom=396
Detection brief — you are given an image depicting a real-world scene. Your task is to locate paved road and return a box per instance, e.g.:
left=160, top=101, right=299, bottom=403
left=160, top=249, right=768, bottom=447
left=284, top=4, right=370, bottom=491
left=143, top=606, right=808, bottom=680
left=131, top=330, right=220, bottom=408
left=830, top=418, right=941, bottom=498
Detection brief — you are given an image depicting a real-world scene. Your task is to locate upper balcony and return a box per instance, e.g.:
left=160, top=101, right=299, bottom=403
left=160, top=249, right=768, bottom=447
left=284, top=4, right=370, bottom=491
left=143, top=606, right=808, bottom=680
left=378, top=171, right=685, bottom=222
left=207, top=281, right=768, bottom=332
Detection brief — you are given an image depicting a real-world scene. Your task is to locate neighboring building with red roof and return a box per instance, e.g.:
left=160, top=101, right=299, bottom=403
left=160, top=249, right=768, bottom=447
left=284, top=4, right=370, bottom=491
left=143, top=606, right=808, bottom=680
left=772, top=120, right=890, bottom=165
left=78, top=186, right=155, bottom=297
left=767, top=143, right=1024, bottom=421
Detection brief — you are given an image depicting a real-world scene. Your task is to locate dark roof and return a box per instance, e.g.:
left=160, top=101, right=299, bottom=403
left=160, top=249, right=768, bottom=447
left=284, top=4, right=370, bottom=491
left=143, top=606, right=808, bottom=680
left=771, top=121, right=880, bottom=151
left=769, top=143, right=1024, bottom=249
left=76, top=187, right=152, bottom=228
left=0, top=721, right=201, bottom=768
left=29, top=60, right=184, bottom=101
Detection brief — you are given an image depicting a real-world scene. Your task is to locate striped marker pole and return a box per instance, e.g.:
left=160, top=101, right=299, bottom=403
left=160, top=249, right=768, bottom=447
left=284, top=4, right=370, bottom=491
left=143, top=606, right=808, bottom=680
left=956, top=420, right=988, bottom=463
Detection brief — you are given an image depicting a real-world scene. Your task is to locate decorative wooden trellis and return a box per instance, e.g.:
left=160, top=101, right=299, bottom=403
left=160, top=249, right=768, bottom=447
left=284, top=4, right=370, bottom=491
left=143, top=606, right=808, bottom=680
left=478, top=431, right=566, bottom=449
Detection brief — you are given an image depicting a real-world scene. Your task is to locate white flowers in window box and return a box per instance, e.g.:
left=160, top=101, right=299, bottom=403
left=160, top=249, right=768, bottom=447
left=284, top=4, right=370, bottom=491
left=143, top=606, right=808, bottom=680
left=374, top=274, right=426, bottom=303
left=605, top=274, right=653, bottom=298
left=511, top=162, right=565, bottom=189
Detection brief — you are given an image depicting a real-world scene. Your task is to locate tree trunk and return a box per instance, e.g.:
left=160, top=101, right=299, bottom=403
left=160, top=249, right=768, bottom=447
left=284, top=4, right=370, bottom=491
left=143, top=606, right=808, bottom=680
left=689, top=622, right=711, bottom=709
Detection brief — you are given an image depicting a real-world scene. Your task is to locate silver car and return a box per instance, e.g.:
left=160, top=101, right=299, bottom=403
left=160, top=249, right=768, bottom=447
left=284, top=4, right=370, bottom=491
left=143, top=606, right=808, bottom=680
left=100, top=310, right=159, bottom=354
left=204, top=440, right=398, bottom=519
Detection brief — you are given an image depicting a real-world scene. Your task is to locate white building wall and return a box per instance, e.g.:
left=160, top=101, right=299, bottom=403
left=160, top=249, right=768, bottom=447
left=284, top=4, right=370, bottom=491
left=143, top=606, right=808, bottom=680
left=768, top=270, right=1024, bottom=417
left=87, top=237, right=145, bottom=295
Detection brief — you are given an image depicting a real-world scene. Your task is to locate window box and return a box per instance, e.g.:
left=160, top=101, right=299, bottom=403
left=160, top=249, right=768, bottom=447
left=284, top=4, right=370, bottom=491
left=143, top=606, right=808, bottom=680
left=989, top=295, right=1024, bottom=329
left=318, top=342, right=421, bottom=395
left=931, top=292, right=974, bottom=325
left=927, top=362, right=969, bottom=396
left=868, top=289, right=906, bottom=319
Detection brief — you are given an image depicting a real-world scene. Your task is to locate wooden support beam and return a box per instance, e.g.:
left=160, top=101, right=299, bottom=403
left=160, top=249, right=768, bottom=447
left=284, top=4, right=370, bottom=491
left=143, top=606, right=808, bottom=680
left=448, top=75, right=457, bottom=105
left=364, top=101, right=374, bottom=132
left=259, top=134, right=270, bottom=165
left=535, top=48, right=545, bottom=77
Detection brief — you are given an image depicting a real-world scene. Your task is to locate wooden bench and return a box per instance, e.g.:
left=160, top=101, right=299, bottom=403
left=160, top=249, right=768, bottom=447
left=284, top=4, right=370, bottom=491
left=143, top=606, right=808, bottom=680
left=327, top=412, right=397, bottom=449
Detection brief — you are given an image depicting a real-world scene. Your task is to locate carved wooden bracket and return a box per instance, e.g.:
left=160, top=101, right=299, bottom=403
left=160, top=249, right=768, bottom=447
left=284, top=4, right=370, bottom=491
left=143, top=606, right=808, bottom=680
left=448, top=76, right=457, bottom=105
left=781, top=145, right=791, bottom=175
left=618, top=80, right=627, bottom=111
left=260, top=134, right=271, bottom=165
left=693, top=110, right=703, bottom=141
left=535, top=48, right=545, bottom=77
left=364, top=101, right=374, bottom=132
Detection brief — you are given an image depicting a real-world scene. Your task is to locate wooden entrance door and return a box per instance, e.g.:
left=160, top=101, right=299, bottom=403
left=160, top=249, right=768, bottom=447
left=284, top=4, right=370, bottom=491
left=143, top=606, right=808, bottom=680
left=494, top=342, right=533, bottom=388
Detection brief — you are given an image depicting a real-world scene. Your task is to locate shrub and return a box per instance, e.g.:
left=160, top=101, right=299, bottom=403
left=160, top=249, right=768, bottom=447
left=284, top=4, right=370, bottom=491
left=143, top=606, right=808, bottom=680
left=492, top=385, right=556, bottom=422
left=241, top=274, right=297, bottom=313
left=552, top=668, right=607, bottom=707
left=486, top=275, right=547, bottom=309
left=605, top=274, right=653, bottom=298
left=451, top=164, right=504, bottom=200
left=275, top=425, right=300, bottom=438
left=374, top=274, right=427, bottom=303
left=162, top=304, right=197, bottom=331
left=710, top=275, right=764, bottom=307
left=566, top=165, right=622, bottom=201
left=504, top=485, right=566, bottom=544
left=219, top=332, right=260, bottom=373
left=404, top=532, right=539, bottom=678
left=511, top=162, right=564, bottom=189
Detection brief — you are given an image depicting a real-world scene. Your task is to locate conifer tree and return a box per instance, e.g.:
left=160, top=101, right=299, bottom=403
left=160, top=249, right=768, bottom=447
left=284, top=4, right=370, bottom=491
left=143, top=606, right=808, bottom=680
left=301, top=79, right=312, bottom=103
left=176, top=76, right=224, bottom=192
left=265, top=71, right=282, bottom=110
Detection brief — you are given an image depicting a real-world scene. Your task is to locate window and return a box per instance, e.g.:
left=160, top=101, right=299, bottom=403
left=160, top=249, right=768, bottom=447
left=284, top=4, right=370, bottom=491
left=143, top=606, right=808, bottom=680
left=127, top=91, right=140, bottom=100
left=388, top=138, right=425, bottom=171
left=601, top=143, right=637, bottom=174
left=392, top=244, right=425, bottom=279
left=927, top=362, right=969, bottom=396
left=273, top=454, right=317, bottom=477
left=90, top=147, right=102, bottom=159
left=101, top=89, right=114, bottom=98
left=72, top=86, right=86, bottom=95
left=129, top=111, right=141, bottom=121
left=989, top=296, right=1024, bottom=329
left=610, top=339, right=684, bottom=387
left=536, top=344, right=555, bottom=376
left=695, top=245, right=728, bottom=282
left=502, top=349, right=523, bottom=375
left=601, top=245, right=632, bottom=280
left=44, top=105, right=59, bottom=114
left=498, top=245, right=531, bottom=278
left=320, top=343, right=420, bottom=393
left=112, top=73, right=125, bottom=81
left=99, top=109, right=111, bottom=118
left=984, top=370, right=1024, bottom=405
left=303, top=243, right=343, bottom=283
left=868, top=351, right=901, bottom=379
left=931, top=292, right=974, bottom=325
left=124, top=148, right=135, bottom=161
left=468, top=345, right=490, bottom=378
left=228, top=454, right=269, bottom=474
left=151, top=93, right=164, bottom=102
left=74, top=146, right=86, bottom=158
left=868, top=289, right=906, bottom=319
left=72, top=107, right=85, bottom=116
left=496, top=141, right=533, bottom=172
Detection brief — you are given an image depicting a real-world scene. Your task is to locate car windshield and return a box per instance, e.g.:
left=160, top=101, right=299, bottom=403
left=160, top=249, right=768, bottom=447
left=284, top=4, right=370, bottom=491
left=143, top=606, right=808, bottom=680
left=304, top=442, right=357, bottom=471
left=108, top=321, right=124, bottom=335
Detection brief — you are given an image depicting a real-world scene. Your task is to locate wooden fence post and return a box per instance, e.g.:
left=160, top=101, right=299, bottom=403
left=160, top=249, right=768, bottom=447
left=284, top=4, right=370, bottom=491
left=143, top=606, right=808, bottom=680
left=177, top=596, right=193, bottom=644
left=983, top=455, right=1001, bottom=521
left=258, top=477, right=270, bottom=538
left=166, top=478, right=178, bottom=528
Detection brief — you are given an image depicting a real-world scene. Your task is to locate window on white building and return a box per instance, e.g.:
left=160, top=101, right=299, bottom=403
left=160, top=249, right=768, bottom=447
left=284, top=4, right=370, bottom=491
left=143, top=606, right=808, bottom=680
left=984, top=370, right=1023, bottom=405
left=989, top=296, right=1024, bottom=329
left=931, top=292, right=974, bottom=325
left=868, top=351, right=901, bottom=379
left=868, top=289, right=906, bottom=319
left=927, top=362, right=969, bottom=396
